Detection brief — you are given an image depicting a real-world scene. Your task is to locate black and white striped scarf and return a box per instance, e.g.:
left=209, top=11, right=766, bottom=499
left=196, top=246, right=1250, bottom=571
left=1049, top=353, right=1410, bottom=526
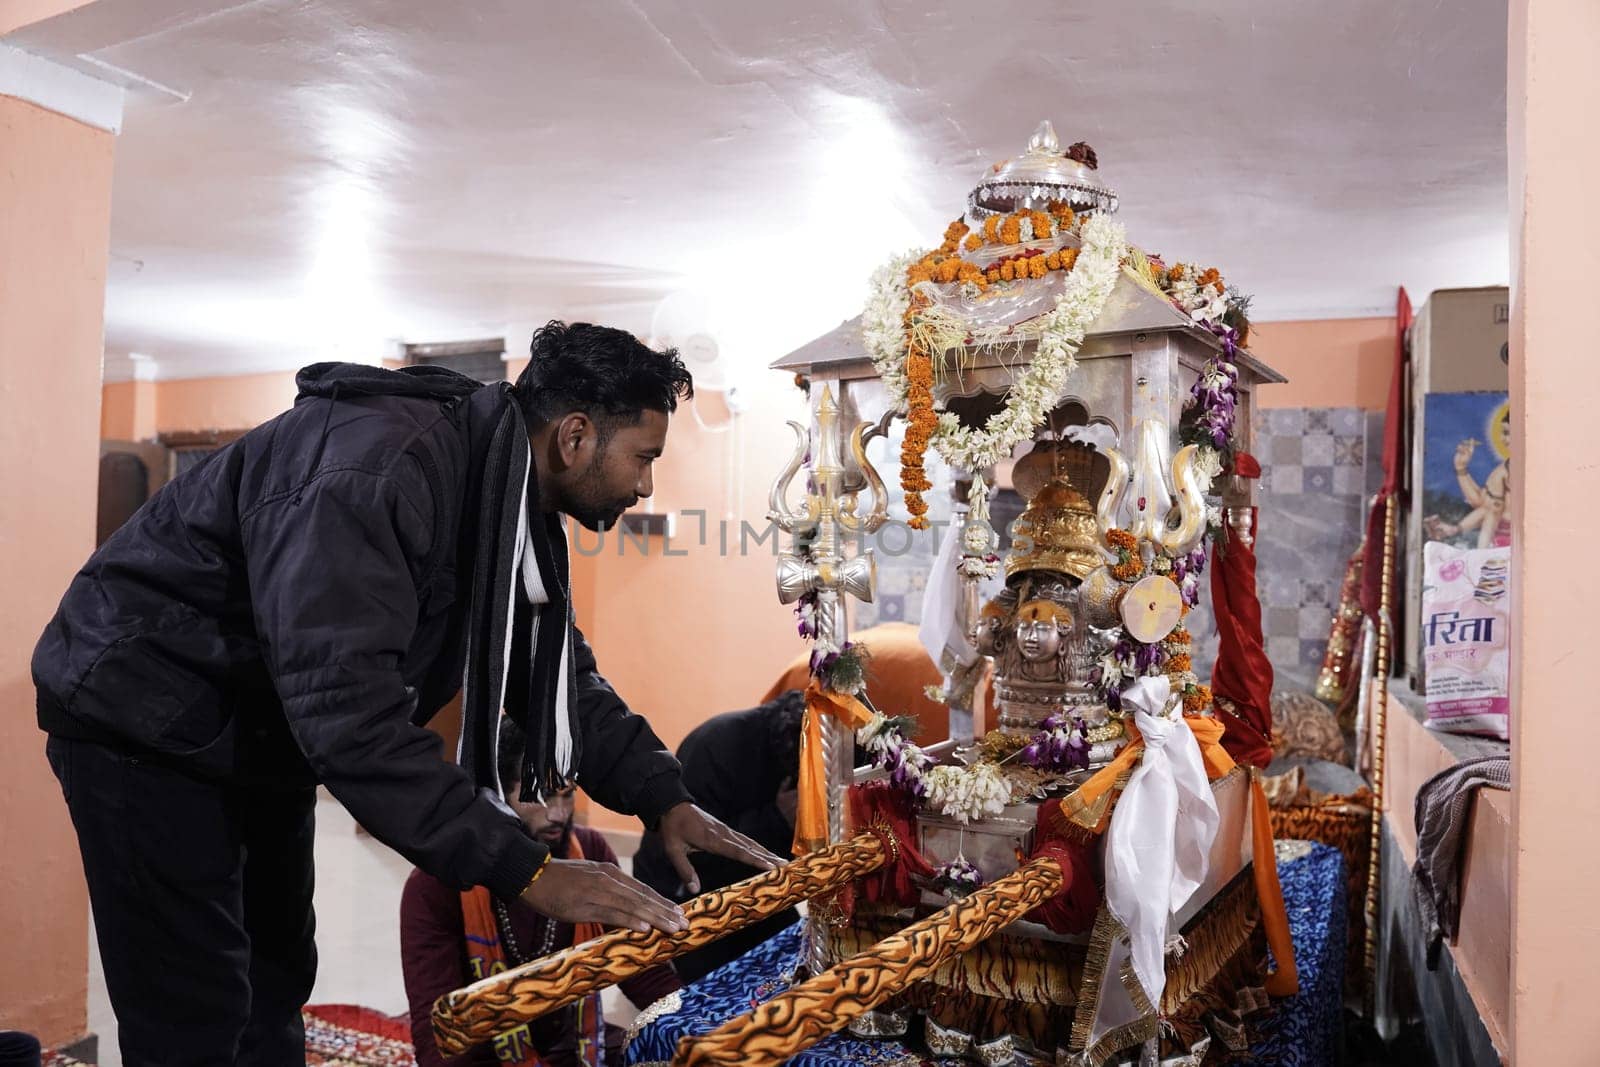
left=458, top=396, right=580, bottom=804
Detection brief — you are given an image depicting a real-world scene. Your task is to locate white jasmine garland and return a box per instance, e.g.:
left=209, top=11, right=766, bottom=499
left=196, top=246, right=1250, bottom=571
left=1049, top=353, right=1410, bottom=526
left=856, top=712, right=898, bottom=756
left=862, top=251, right=919, bottom=411
left=859, top=215, right=1127, bottom=472
left=923, top=762, right=1010, bottom=825
left=929, top=213, right=1127, bottom=473
left=1194, top=445, right=1224, bottom=495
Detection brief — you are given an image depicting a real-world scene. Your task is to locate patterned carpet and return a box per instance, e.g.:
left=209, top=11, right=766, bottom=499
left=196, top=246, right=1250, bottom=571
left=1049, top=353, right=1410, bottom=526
left=304, top=1004, right=418, bottom=1066
left=40, top=1005, right=417, bottom=1067
left=40, top=1005, right=416, bottom=1067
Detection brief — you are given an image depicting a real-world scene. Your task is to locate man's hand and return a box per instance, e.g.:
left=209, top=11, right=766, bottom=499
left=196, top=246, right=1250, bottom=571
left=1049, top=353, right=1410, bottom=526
left=657, top=802, right=787, bottom=895
left=521, top=858, right=688, bottom=935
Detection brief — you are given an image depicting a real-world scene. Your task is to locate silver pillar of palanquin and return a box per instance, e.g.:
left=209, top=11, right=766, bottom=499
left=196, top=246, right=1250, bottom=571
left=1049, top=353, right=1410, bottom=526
left=811, top=385, right=852, bottom=850
left=769, top=382, right=885, bottom=974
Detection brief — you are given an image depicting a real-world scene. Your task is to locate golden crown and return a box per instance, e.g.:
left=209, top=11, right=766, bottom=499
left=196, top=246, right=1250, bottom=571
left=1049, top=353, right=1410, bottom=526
left=1005, top=473, right=1103, bottom=581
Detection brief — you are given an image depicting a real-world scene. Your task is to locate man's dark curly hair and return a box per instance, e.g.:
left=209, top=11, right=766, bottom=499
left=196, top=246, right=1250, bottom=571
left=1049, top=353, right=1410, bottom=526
left=763, top=689, right=807, bottom=779
left=512, top=320, right=694, bottom=444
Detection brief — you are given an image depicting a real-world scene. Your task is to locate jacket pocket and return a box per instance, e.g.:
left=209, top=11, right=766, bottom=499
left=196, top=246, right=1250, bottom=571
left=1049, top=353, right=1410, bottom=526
left=70, top=609, right=235, bottom=760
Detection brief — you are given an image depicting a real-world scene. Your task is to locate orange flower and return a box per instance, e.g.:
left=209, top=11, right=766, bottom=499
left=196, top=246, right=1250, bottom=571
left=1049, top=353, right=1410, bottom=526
left=1165, top=628, right=1192, bottom=646
left=941, top=219, right=969, bottom=253
left=1045, top=251, right=1062, bottom=271
left=984, top=216, right=1001, bottom=243
left=1061, top=248, right=1079, bottom=270
left=999, top=215, right=1022, bottom=246
left=964, top=233, right=983, bottom=252
left=1029, top=210, right=1053, bottom=239
left=1111, top=559, right=1144, bottom=581
left=1167, top=264, right=1185, bottom=281
left=901, top=343, right=937, bottom=527
left=1029, top=254, right=1048, bottom=279
left=1105, top=528, right=1137, bottom=551
left=1167, top=653, right=1193, bottom=674
left=1000, top=262, right=1015, bottom=282
left=1182, top=685, right=1213, bottom=713
left=986, top=269, right=1000, bottom=284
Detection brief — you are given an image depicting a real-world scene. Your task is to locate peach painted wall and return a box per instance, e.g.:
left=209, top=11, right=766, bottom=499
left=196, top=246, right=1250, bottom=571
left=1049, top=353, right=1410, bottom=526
left=1507, top=0, right=1600, bottom=1059
left=0, top=95, right=114, bottom=1046
left=99, top=371, right=299, bottom=438
left=99, top=378, right=155, bottom=440
left=153, top=370, right=298, bottom=433
left=1250, top=316, right=1395, bottom=410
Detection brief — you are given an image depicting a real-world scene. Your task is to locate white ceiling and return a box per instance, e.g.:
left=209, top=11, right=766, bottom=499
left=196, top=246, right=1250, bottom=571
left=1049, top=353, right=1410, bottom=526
left=9, top=0, right=1509, bottom=381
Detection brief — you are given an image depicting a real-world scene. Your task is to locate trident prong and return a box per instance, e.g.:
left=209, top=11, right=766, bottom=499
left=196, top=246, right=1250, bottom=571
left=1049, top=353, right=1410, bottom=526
left=773, top=385, right=878, bottom=607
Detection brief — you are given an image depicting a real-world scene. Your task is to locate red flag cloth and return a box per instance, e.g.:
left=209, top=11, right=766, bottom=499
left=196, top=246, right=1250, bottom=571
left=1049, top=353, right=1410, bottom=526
left=1210, top=505, right=1275, bottom=769
left=1026, top=799, right=1102, bottom=935
left=1360, top=289, right=1412, bottom=624
left=846, top=781, right=935, bottom=908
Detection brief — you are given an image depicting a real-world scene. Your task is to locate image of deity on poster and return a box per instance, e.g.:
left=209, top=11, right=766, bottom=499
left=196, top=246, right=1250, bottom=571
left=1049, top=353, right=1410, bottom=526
left=1421, top=393, right=1512, bottom=550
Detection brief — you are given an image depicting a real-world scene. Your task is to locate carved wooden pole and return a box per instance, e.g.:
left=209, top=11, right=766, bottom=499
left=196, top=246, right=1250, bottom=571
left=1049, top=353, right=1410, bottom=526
left=432, top=833, right=890, bottom=1055
left=672, top=856, right=1065, bottom=1067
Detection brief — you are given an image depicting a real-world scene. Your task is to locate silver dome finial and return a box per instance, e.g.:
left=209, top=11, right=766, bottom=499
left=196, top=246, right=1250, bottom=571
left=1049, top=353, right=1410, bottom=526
left=1027, top=120, right=1059, bottom=155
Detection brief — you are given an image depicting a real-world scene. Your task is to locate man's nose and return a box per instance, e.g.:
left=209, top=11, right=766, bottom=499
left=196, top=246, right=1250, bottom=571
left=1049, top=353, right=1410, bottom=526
left=637, top=468, right=654, bottom=499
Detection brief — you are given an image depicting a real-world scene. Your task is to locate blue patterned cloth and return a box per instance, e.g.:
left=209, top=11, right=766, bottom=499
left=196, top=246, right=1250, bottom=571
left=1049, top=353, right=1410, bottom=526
left=1250, top=841, right=1347, bottom=1065
left=626, top=843, right=1346, bottom=1066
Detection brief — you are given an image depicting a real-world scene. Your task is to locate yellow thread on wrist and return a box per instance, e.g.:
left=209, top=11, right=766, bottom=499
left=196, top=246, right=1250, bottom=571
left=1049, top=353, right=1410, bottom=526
left=519, top=851, right=553, bottom=895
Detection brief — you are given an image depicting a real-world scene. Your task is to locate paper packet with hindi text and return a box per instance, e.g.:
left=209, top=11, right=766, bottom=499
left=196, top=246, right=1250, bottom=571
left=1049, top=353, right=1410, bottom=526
left=1421, top=542, right=1510, bottom=741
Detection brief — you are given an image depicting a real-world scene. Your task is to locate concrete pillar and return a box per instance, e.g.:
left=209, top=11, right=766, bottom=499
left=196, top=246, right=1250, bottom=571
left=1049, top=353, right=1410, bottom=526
left=0, top=33, right=119, bottom=1047
left=1507, top=0, right=1600, bottom=1060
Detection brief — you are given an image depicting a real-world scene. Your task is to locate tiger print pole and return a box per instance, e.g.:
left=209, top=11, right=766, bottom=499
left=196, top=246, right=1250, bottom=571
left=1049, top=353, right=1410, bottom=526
left=432, top=832, right=890, bottom=1055
left=672, top=855, right=1066, bottom=1067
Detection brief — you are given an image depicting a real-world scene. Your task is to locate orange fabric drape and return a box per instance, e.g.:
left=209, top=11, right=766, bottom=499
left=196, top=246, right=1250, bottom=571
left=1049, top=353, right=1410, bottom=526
left=763, top=622, right=969, bottom=745
left=792, top=680, right=875, bottom=856
left=1056, top=714, right=1299, bottom=996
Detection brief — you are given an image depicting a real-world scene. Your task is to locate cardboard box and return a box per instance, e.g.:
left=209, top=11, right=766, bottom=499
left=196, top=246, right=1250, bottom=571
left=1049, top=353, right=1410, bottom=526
left=1403, top=287, right=1510, bottom=688
left=1411, top=287, right=1510, bottom=393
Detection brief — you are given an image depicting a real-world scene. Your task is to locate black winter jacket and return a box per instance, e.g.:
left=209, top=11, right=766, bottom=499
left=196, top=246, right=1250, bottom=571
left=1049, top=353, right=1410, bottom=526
left=33, top=363, right=691, bottom=898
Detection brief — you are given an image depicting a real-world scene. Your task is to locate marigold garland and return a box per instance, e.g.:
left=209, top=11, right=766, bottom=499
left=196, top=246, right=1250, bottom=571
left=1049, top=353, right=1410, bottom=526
left=1182, top=683, right=1214, bottom=714
left=901, top=336, right=937, bottom=528
left=1106, top=527, right=1144, bottom=581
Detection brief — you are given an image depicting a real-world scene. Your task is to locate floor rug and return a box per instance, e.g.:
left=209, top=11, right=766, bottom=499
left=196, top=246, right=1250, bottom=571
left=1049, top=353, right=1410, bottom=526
left=304, top=1003, right=417, bottom=1066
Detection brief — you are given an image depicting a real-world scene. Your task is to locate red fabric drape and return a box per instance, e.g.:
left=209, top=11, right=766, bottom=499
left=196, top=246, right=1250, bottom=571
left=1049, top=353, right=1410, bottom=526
left=1360, top=289, right=1412, bottom=625
left=846, top=781, right=935, bottom=908
left=1210, top=501, right=1275, bottom=769
left=1026, top=799, right=1102, bottom=935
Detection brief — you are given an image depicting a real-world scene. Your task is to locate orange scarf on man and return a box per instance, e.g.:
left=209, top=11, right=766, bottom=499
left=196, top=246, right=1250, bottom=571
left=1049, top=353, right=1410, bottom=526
left=460, top=833, right=605, bottom=1064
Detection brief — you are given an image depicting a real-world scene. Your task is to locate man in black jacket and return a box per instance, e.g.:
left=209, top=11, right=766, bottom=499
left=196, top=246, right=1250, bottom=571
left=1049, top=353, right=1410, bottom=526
left=34, top=321, right=778, bottom=1066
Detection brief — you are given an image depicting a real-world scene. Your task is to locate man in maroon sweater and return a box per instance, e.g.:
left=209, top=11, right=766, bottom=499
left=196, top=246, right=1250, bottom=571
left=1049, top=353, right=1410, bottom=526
left=402, top=717, right=681, bottom=1066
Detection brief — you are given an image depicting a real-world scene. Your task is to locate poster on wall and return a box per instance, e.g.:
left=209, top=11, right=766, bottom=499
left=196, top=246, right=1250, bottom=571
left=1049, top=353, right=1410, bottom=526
left=1420, top=392, right=1511, bottom=551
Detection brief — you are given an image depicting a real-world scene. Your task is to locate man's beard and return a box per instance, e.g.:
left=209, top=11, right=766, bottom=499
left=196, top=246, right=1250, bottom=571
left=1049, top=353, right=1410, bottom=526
left=561, top=456, right=636, bottom=531
left=567, top=499, right=632, bottom=532
left=533, top=820, right=574, bottom=853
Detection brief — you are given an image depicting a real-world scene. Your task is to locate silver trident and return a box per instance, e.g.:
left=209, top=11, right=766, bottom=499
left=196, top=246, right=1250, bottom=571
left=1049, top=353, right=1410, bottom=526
left=769, top=385, right=891, bottom=973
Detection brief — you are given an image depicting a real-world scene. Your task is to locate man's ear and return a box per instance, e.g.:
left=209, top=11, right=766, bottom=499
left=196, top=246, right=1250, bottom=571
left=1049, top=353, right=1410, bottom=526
left=552, top=411, right=595, bottom=469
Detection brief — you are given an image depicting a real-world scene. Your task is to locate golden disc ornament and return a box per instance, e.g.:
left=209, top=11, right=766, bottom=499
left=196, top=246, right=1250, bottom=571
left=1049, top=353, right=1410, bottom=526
left=1121, top=574, right=1183, bottom=643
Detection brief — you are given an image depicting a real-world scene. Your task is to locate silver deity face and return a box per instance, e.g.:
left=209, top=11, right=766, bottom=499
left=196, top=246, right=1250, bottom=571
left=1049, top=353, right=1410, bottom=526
left=973, top=615, right=1004, bottom=656
left=1016, top=618, right=1062, bottom=661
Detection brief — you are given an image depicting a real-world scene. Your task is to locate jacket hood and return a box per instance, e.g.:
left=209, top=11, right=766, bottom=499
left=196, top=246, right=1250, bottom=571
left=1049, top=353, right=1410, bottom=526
left=295, top=362, right=485, bottom=402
